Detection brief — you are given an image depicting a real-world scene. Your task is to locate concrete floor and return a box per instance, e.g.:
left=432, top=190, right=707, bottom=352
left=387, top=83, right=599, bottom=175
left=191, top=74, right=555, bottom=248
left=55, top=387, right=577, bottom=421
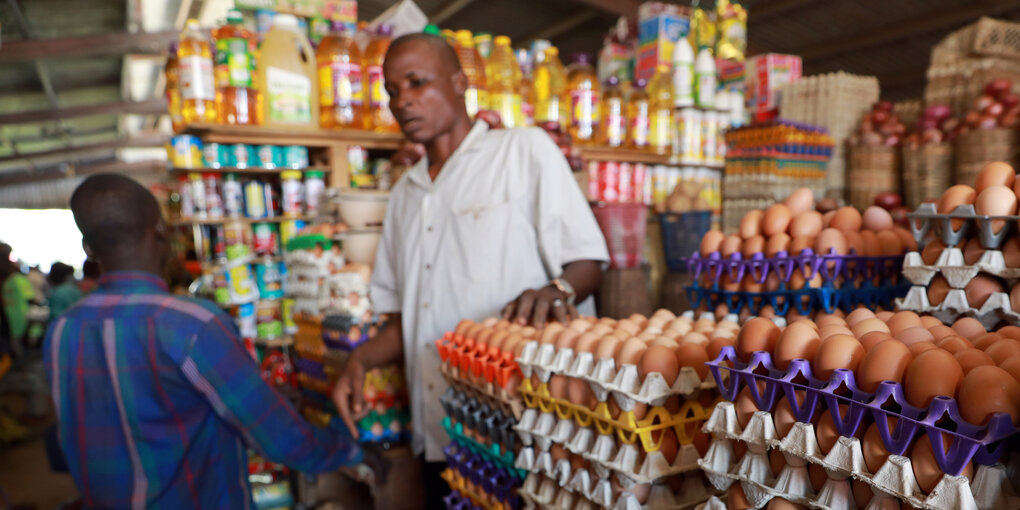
left=0, top=433, right=78, bottom=509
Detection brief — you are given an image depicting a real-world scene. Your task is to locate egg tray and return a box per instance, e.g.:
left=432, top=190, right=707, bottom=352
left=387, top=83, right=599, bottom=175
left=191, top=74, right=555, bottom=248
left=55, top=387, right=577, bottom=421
left=698, top=403, right=1020, bottom=510
left=442, top=389, right=520, bottom=457
left=442, top=469, right=518, bottom=510
left=705, top=346, right=1018, bottom=477
left=321, top=313, right=385, bottom=351
left=445, top=419, right=523, bottom=479
left=901, top=248, right=1020, bottom=289
left=896, top=285, right=1020, bottom=330
left=682, top=249, right=905, bottom=288
left=516, top=340, right=720, bottom=407
left=517, top=378, right=720, bottom=454
left=516, top=469, right=715, bottom=510
left=514, top=413, right=702, bottom=485
left=438, top=332, right=523, bottom=392
left=444, top=490, right=485, bottom=510
left=444, top=442, right=524, bottom=509
left=908, top=202, right=1020, bottom=251
left=440, top=360, right=525, bottom=421
left=685, top=281, right=911, bottom=316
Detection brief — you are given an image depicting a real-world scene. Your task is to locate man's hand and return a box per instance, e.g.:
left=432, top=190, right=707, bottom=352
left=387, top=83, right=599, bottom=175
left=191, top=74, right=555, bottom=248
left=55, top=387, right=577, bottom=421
left=502, top=285, right=577, bottom=328
left=332, top=352, right=369, bottom=439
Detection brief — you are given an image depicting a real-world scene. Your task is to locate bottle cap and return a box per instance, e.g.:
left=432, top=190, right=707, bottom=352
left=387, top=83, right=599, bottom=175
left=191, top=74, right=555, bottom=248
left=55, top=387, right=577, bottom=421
left=423, top=24, right=440, bottom=35
left=226, top=9, right=243, bottom=25
left=571, top=52, right=591, bottom=65
left=494, top=35, right=511, bottom=46
left=635, top=78, right=648, bottom=89
left=605, top=76, right=620, bottom=86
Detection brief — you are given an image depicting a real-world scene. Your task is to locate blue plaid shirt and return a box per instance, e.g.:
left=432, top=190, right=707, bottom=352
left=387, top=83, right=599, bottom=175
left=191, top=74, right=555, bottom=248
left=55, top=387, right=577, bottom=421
left=44, top=271, right=361, bottom=509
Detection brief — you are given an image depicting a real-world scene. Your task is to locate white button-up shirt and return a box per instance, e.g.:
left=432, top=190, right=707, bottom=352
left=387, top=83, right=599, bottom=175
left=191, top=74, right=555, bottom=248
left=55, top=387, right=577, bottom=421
left=370, top=121, right=609, bottom=461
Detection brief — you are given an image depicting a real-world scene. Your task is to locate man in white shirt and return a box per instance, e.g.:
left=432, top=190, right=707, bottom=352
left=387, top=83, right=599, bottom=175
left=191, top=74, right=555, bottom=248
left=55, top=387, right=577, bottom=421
left=333, top=33, right=608, bottom=509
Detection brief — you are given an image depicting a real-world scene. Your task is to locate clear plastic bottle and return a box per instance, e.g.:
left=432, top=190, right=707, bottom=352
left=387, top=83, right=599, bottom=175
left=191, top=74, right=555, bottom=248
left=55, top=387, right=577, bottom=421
left=648, top=64, right=674, bottom=154
left=628, top=79, right=650, bottom=150
left=317, top=22, right=364, bottom=129
left=600, top=76, right=626, bottom=147
left=178, top=19, right=217, bottom=124
left=213, top=9, right=260, bottom=125
left=672, top=35, right=695, bottom=108
left=257, top=14, right=318, bottom=128
left=566, top=53, right=600, bottom=143
left=366, top=25, right=397, bottom=132
left=165, top=42, right=184, bottom=132
left=695, top=47, right=717, bottom=109
left=532, top=47, right=567, bottom=127
left=454, top=30, right=488, bottom=119
left=486, top=35, right=522, bottom=128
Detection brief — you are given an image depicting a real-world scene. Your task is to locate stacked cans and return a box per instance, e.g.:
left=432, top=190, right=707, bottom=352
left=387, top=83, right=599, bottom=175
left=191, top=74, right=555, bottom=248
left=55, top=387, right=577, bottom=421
left=586, top=161, right=649, bottom=204
left=168, top=135, right=310, bottom=171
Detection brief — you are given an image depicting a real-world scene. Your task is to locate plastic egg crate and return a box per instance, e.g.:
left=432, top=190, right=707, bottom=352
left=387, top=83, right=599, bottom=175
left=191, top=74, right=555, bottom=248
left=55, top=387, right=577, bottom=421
left=908, top=202, right=1019, bottom=251
left=438, top=331, right=523, bottom=388
left=697, top=402, right=1020, bottom=510
left=682, top=249, right=905, bottom=289
left=901, top=248, right=1020, bottom=289
left=440, top=359, right=525, bottom=421
left=516, top=338, right=720, bottom=407
left=443, top=441, right=524, bottom=509
left=355, top=407, right=410, bottom=443
left=321, top=313, right=376, bottom=350
left=517, top=470, right=714, bottom=510
left=444, top=490, right=485, bottom=510
left=684, top=281, right=910, bottom=316
left=896, top=285, right=1020, bottom=331
left=441, top=390, right=520, bottom=472
left=705, top=346, right=1018, bottom=477
left=516, top=377, right=719, bottom=454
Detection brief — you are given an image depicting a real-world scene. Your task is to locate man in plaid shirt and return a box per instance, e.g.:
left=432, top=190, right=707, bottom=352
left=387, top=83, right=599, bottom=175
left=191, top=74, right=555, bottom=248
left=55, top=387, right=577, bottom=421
left=44, top=174, right=363, bottom=508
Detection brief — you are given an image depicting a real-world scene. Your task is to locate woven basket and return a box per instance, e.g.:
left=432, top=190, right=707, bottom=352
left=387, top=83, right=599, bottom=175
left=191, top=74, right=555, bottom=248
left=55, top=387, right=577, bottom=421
left=955, top=128, right=1018, bottom=186
left=902, top=143, right=953, bottom=209
left=597, top=267, right=652, bottom=319
left=848, top=145, right=899, bottom=210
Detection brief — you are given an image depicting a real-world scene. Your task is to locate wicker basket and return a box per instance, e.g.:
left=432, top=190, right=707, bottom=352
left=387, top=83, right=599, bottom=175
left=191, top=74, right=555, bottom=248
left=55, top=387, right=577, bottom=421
left=848, top=145, right=899, bottom=210
left=901, top=143, right=953, bottom=209
left=955, top=128, right=1018, bottom=186
left=597, top=267, right=652, bottom=319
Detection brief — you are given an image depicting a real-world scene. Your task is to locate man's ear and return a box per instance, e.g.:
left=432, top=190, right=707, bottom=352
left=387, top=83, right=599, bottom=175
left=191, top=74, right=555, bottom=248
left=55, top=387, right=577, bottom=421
left=81, top=238, right=94, bottom=258
left=452, top=70, right=468, bottom=96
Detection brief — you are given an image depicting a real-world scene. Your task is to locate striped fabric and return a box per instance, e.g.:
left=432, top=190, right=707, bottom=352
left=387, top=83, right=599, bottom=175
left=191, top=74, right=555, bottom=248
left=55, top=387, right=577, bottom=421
left=44, top=271, right=361, bottom=509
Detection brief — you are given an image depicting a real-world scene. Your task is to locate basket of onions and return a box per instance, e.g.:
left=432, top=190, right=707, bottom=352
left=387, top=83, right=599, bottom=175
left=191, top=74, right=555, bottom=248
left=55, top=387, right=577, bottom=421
left=848, top=102, right=904, bottom=210
left=902, top=105, right=955, bottom=209
left=955, top=78, right=1020, bottom=186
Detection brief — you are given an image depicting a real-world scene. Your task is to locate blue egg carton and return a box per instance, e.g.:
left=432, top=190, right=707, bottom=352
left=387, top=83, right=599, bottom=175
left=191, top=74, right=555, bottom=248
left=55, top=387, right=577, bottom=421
left=685, top=280, right=911, bottom=315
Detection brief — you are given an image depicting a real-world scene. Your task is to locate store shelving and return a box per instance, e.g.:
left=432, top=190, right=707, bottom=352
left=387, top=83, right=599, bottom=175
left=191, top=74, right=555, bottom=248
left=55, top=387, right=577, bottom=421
left=168, top=166, right=331, bottom=175
left=169, top=215, right=317, bottom=228
left=578, top=145, right=725, bottom=169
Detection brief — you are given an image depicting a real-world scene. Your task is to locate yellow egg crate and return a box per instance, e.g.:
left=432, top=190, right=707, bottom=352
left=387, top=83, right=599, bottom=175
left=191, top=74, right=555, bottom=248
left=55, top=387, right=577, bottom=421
left=441, top=468, right=514, bottom=510
left=518, top=377, right=720, bottom=451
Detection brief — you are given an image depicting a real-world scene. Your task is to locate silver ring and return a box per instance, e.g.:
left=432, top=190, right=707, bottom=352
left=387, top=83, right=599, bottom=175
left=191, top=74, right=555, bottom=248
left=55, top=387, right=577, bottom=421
left=552, top=298, right=564, bottom=308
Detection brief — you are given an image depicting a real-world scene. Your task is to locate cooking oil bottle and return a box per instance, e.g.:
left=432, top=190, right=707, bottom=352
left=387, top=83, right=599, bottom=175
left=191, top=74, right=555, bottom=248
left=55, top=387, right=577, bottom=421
left=317, top=22, right=364, bottom=129
left=566, top=53, right=599, bottom=144
left=178, top=19, right=217, bottom=124
left=628, top=79, right=650, bottom=150
left=648, top=64, right=674, bottom=154
left=366, top=25, right=397, bottom=132
left=454, top=30, right=488, bottom=119
left=258, top=14, right=318, bottom=128
left=532, top=46, right=567, bottom=127
left=165, top=42, right=184, bottom=132
left=600, top=76, right=626, bottom=147
left=486, top=35, right=522, bottom=128
left=517, top=48, right=535, bottom=127
left=213, top=9, right=259, bottom=125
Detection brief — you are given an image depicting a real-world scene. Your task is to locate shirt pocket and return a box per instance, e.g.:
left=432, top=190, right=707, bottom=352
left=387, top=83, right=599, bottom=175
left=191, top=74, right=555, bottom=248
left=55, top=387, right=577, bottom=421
left=450, top=201, right=514, bottom=283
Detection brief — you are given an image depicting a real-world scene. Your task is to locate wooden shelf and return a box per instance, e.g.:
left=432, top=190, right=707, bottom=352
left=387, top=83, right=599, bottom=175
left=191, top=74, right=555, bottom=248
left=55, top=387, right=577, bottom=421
left=169, top=166, right=330, bottom=175
left=580, top=146, right=672, bottom=165
left=169, top=215, right=316, bottom=227
left=181, top=123, right=404, bottom=149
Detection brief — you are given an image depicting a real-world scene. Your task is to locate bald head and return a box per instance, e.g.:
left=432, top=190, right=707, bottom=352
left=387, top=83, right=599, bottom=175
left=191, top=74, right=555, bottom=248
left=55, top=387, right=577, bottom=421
left=70, top=173, right=166, bottom=271
left=387, top=33, right=462, bottom=74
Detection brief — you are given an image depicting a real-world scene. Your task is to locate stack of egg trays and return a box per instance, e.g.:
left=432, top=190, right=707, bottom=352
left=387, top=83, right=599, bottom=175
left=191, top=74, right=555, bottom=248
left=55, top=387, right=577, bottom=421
left=355, top=407, right=411, bottom=443
left=443, top=440, right=523, bottom=509
left=681, top=249, right=909, bottom=315
left=515, top=468, right=712, bottom=510
left=436, top=332, right=525, bottom=420
left=699, top=345, right=1019, bottom=509
left=441, top=388, right=522, bottom=475
left=443, top=491, right=483, bottom=510
left=322, top=313, right=379, bottom=351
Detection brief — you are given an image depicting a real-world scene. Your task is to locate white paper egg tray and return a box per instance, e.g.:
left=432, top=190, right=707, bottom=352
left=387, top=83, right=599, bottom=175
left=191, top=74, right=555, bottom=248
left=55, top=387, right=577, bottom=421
left=697, top=402, right=1020, bottom=510
left=517, top=469, right=714, bottom=510
left=896, top=285, right=1020, bottom=330
left=514, top=409, right=703, bottom=485
left=901, top=249, right=1020, bottom=288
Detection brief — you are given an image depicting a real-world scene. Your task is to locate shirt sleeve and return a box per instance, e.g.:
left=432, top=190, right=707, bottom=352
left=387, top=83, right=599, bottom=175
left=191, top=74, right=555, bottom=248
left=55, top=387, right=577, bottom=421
left=369, top=185, right=402, bottom=314
left=527, top=129, right=610, bottom=277
left=180, top=313, right=362, bottom=473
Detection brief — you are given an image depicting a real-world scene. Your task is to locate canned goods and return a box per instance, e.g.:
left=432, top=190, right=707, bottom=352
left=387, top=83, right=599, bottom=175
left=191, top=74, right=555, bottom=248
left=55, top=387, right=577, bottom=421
left=618, top=163, right=633, bottom=203
left=280, top=170, right=304, bottom=216
left=225, top=262, right=258, bottom=304
left=702, top=111, right=718, bottom=163
left=243, top=180, right=267, bottom=218
left=213, top=272, right=231, bottom=305
left=223, top=220, right=251, bottom=261
left=679, top=108, right=702, bottom=164
left=633, top=164, right=648, bottom=205
left=283, top=146, right=309, bottom=169
left=600, top=161, right=620, bottom=203
left=586, top=161, right=599, bottom=201
left=169, top=135, right=204, bottom=168
left=255, top=260, right=285, bottom=300
left=232, top=144, right=257, bottom=169
left=256, top=145, right=284, bottom=169
left=255, top=300, right=283, bottom=340
left=203, top=142, right=231, bottom=168
left=203, top=173, right=224, bottom=219
left=348, top=145, right=372, bottom=188
left=222, top=173, right=243, bottom=217
left=211, top=225, right=227, bottom=262
left=189, top=173, right=208, bottom=219
left=252, top=223, right=279, bottom=256
left=282, top=298, right=297, bottom=334
left=304, top=171, right=326, bottom=216
left=178, top=176, right=194, bottom=219
left=652, top=165, right=670, bottom=208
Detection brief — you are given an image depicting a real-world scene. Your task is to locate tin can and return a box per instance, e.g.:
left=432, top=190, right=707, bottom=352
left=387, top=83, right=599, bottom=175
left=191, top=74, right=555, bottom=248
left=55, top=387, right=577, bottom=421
left=348, top=145, right=372, bottom=188
left=225, top=262, right=257, bottom=304
left=243, top=180, right=267, bottom=218
left=652, top=165, right=670, bottom=208
left=203, top=142, right=231, bottom=168
left=283, top=146, right=309, bottom=169
left=255, top=260, right=285, bottom=300
left=170, top=135, right=204, bottom=168
left=189, top=173, right=208, bottom=219
left=679, top=108, right=702, bottom=164
left=618, top=163, right=633, bottom=203
left=255, top=300, right=282, bottom=340
left=252, top=223, right=278, bottom=256
left=256, top=144, right=283, bottom=169
left=213, top=272, right=231, bottom=305
left=211, top=225, right=227, bottom=262
left=223, top=220, right=251, bottom=261
left=222, top=173, right=243, bottom=217
left=600, top=161, right=620, bottom=203
left=203, top=173, right=224, bottom=219
left=280, top=170, right=304, bottom=216
left=586, top=161, right=600, bottom=201
left=632, top=164, right=647, bottom=204
left=702, top=111, right=718, bottom=163
left=232, top=144, right=257, bottom=169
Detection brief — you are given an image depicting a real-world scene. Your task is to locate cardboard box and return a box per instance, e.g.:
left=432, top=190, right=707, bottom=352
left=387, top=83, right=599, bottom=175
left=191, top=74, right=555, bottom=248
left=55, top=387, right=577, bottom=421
left=635, top=2, right=690, bottom=82
left=745, top=53, right=802, bottom=113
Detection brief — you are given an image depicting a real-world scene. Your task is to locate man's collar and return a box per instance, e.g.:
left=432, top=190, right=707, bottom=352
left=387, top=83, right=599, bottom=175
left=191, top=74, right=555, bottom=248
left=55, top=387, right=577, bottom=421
left=407, top=120, right=490, bottom=188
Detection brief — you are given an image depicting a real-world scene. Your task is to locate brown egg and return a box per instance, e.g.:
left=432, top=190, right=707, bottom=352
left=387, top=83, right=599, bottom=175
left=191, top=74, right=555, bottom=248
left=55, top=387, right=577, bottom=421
left=1003, top=237, right=1020, bottom=267
left=785, top=188, right=816, bottom=215
left=683, top=331, right=709, bottom=346
left=875, top=310, right=894, bottom=321
left=814, top=334, right=866, bottom=380
left=789, top=211, right=823, bottom=238
left=912, top=434, right=973, bottom=494
left=998, top=325, right=1020, bottom=341
left=905, top=349, right=964, bottom=407
left=819, top=324, right=855, bottom=340
left=859, top=229, right=880, bottom=256
left=857, top=339, right=913, bottom=392
left=706, top=336, right=736, bottom=361
left=789, top=235, right=815, bottom=255
left=921, top=239, right=947, bottom=265
left=618, top=338, right=648, bottom=366
left=595, top=336, right=623, bottom=360
left=1012, top=285, right=1020, bottom=313
left=770, top=448, right=787, bottom=477
left=846, top=308, right=876, bottom=326
left=894, top=227, right=918, bottom=252
left=862, top=416, right=898, bottom=473
left=986, top=339, right=1020, bottom=365
left=554, top=328, right=581, bottom=350
left=974, top=332, right=1003, bottom=350
left=954, top=348, right=995, bottom=375
left=909, top=342, right=939, bottom=357
left=927, top=275, right=951, bottom=306
left=654, top=428, right=680, bottom=464
left=539, top=322, right=564, bottom=344
left=963, top=237, right=985, bottom=265
left=766, top=498, right=808, bottom=510
left=939, top=184, right=978, bottom=229
left=701, top=230, right=726, bottom=256
left=735, top=386, right=761, bottom=428
left=815, top=408, right=844, bottom=454
left=548, top=374, right=569, bottom=399
left=842, top=229, right=864, bottom=255
left=740, top=210, right=764, bottom=239
left=936, top=335, right=973, bottom=354
left=975, top=161, right=1016, bottom=192
left=877, top=230, right=905, bottom=256
left=852, top=317, right=892, bottom=338
left=727, top=485, right=754, bottom=510
left=1000, top=358, right=1020, bottom=386
left=774, top=321, right=821, bottom=370
left=763, top=204, right=793, bottom=236
left=966, top=274, right=1005, bottom=308
left=742, top=235, right=766, bottom=256
left=862, top=206, right=894, bottom=231
left=765, top=233, right=792, bottom=257
left=735, top=318, right=782, bottom=362
left=639, top=345, right=680, bottom=386
left=859, top=331, right=895, bottom=352
left=822, top=210, right=836, bottom=227
left=852, top=479, right=875, bottom=509
left=896, top=327, right=936, bottom=346
left=928, top=324, right=956, bottom=340
left=952, top=317, right=986, bottom=340
left=675, top=342, right=710, bottom=379
left=830, top=206, right=863, bottom=232
left=815, top=314, right=847, bottom=328
left=886, top=311, right=923, bottom=336
left=814, top=228, right=848, bottom=255
left=808, top=462, right=827, bottom=492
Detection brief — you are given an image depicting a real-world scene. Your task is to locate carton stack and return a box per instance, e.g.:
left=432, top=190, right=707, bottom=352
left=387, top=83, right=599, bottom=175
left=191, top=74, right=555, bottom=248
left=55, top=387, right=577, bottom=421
left=924, top=17, right=1020, bottom=116
left=635, top=2, right=690, bottom=83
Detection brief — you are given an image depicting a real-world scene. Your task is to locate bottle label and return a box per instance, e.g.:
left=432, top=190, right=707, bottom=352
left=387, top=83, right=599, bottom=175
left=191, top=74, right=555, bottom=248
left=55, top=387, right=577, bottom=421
left=673, top=63, right=694, bottom=106
left=571, top=90, right=599, bottom=130
left=465, top=87, right=488, bottom=118
left=266, top=67, right=312, bottom=123
left=604, top=98, right=625, bottom=147
left=319, top=62, right=363, bottom=108
left=521, top=97, right=535, bottom=127
left=180, top=55, right=215, bottom=101
left=223, top=180, right=243, bottom=216
left=491, top=92, right=520, bottom=128
left=631, top=104, right=650, bottom=148
left=368, top=65, right=389, bottom=108
left=696, top=72, right=716, bottom=108
left=536, top=97, right=561, bottom=124
left=223, top=38, right=254, bottom=88
left=650, top=109, right=672, bottom=149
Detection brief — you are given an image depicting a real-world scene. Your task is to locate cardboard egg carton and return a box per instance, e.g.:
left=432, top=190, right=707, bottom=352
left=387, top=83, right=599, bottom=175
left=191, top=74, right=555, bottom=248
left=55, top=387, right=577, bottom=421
left=901, top=249, right=1020, bottom=288
left=517, top=470, right=714, bottom=510
left=896, top=285, right=1020, bottom=330
left=908, top=202, right=1018, bottom=251
left=699, top=403, right=1020, bottom=510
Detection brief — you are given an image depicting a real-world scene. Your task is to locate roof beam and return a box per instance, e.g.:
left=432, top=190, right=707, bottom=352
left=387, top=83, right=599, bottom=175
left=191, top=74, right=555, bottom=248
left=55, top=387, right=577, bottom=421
left=430, top=0, right=478, bottom=25
left=0, top=134, right=167, bottom=165
left=572, top=0, right=640, bottom=19
left=522, top=11, right=600, bottom=44
left=0, top=159, right=165, bottom=187
left=0, top=98, right=166, bottom=125
left=0, top=30, right=177, bottom=64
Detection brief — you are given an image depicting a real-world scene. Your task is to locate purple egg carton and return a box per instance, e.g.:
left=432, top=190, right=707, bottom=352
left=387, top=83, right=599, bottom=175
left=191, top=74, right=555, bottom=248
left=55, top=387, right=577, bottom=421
left=443, top=442, right=522, bottom=509
left=705, top=345, right=1018, bottom=477
left=683, top=248, right=904, bottom=287
left=443, top=491, right=482, bottom=510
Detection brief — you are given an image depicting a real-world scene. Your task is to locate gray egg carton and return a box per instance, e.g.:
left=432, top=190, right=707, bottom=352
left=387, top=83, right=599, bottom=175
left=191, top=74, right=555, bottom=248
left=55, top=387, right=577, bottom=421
left=908, top=202, right=1018, bottom=251
left=896, top=285, right=1020, bottom=330
left=516, top=470, right=714, bottom=510
left=902, top=249, right=1020, bottom=289
left=698, top=402, right=1018, bottom=510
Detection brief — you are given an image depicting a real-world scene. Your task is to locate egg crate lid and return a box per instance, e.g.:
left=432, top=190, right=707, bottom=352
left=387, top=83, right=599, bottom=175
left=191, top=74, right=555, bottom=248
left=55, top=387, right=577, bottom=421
left=682, top=249, right=905, bottom=287
left=897, top=285, right=1020, bottom=331
left=908, top=202, right=1019, bottom=251
left=705, top=346, right=1018, bottom=475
